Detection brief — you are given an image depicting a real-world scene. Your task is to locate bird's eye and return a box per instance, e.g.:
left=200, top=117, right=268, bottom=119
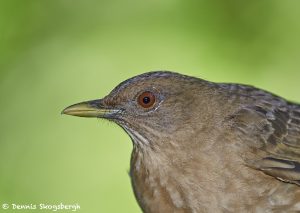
left=138, top=91, right=156, bottom=108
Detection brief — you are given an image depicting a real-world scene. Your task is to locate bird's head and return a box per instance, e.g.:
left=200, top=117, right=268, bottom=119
left=63, top=71, right=217, bottom=149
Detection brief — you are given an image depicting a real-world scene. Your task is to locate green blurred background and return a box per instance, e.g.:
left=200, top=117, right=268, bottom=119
left=0, top=0, right=299, bottom=212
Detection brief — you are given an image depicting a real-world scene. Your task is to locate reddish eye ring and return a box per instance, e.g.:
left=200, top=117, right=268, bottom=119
left=138, top=91, right=156, bottom=108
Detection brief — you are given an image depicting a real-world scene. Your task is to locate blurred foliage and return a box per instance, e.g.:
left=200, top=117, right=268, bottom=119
left=0, top=0, right=299, bottom=212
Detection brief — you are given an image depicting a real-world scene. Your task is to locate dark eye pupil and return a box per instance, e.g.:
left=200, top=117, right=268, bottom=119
left=143, top=96, right=151, bottom=104
left=138, top=91, right=156, bottom=108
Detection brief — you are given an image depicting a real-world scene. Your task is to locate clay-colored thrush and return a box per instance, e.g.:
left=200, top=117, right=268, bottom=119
left=63, top=71, right=300, bottom=212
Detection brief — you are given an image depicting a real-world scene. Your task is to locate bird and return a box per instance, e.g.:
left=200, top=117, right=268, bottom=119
left=62, top=71, right=300, bottom=213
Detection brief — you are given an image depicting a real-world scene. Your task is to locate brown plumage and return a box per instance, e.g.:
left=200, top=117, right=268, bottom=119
left=63, top=71, right=300, bottom=212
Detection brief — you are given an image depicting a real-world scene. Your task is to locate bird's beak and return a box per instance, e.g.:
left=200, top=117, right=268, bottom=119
left=62, top=99, right=119, bottom=118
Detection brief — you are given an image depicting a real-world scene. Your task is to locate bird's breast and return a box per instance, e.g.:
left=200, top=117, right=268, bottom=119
left=129, top=145, right=300, bottom=213
left=130, top=149, right=191, bottom=213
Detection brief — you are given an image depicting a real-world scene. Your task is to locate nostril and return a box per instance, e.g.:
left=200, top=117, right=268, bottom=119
left=87, top=99, right=103, bottom=108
